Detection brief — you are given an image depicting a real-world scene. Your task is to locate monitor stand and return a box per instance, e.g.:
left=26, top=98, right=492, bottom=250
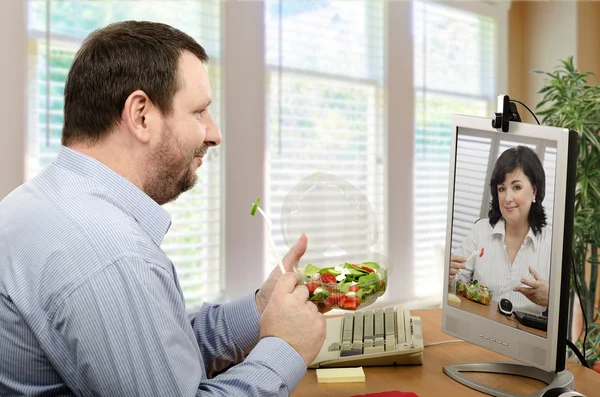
left=443, top=362, right=574, bottom=397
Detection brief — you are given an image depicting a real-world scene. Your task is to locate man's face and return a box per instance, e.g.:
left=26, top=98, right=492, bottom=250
left=497, top=168, right=536, bottom=227
left=145, top=51, right=221, bottom=205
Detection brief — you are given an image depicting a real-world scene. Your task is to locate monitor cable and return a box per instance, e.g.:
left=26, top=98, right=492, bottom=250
left=571, top=257, right=591, bottom=369
left=510, top=99, right=541, bottom=125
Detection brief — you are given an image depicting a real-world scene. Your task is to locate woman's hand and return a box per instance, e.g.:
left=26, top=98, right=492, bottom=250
left=514, top=266, right=549, bottom=307
left=449, top=255, right=467, bottom=281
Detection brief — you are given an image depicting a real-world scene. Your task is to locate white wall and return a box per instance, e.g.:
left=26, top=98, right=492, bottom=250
left=222, top=1, right=267, bottom=300
left=0, top=0, right=27, bottom=200
left=386, top=1, right=416, bottom=303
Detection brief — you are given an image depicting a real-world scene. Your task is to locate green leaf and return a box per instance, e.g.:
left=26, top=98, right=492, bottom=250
left=304, top=264, right=321, bottom=277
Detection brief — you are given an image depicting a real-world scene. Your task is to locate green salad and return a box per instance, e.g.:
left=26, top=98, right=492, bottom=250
left=456, top=279, right=492, bottom=305
left=297, top=262, right=387, bottom=310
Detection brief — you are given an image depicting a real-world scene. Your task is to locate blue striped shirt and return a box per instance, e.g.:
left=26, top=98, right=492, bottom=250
left=0, top=146, right=306, bottom=396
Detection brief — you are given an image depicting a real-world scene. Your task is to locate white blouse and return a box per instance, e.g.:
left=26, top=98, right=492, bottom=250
left=452, top=218, right=552, bottom=315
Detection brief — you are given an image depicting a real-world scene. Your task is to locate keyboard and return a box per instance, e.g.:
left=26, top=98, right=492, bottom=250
left=514, top=311, right=548, bottom=331
left=309, top=305, right=424, bottom=368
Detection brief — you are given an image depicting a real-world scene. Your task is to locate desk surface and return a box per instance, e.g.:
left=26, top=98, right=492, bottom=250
left=293, top=309, right=600, bottom=397
left=448, top=295, right=546, bottom=337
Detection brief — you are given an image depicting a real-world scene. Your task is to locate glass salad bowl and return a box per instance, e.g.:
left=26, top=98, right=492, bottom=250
left=455, top=279, right=493, bottom=306
left=281, top=172, right=388, bottom=311
left=297, top=259, right=387, bottom=311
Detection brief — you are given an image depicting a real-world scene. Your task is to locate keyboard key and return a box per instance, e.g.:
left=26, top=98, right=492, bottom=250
left=385, top=307, right=396, bottom=350
left=374, top=309, right=385, bottom=347
left=396, top=306, right=406, bottom=345
left=340, top=314, right=354, bottom=355
left=352, top=312, right=364, bottom=352
left=342, top=314, right=354, bottom=343
left=363, top=311, right=374, bottom=349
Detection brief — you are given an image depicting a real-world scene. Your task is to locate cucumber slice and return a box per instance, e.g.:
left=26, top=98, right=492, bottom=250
left=319, top=267, right=341, bottom=276
left=361, top=261, right=380, bottom=269
left=250, top=198, right=261, bottom=216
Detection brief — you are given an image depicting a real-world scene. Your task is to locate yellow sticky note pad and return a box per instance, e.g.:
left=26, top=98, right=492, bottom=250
left=316, top=367, right=366, bottom=383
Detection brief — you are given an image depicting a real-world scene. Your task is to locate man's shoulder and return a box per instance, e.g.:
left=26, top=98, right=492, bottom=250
left=0, top=172, right=152, bottom=264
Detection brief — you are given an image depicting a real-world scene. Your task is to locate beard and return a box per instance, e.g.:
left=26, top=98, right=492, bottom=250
left=144, top=127, right=208, bottom=205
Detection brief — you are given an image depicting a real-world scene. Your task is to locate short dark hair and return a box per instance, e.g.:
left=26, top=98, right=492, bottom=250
left=62, top=21, right=208, bottom=146
left=488, top=145, right=547, bottom=235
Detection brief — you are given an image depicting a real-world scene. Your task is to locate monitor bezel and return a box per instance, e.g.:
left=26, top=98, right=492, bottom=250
left=442, top=114, right=577, bottom=373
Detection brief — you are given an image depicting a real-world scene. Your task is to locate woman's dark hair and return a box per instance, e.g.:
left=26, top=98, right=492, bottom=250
left=62, top=21, right=208, bottom=146
left=488, top=145, right=547, bottom=234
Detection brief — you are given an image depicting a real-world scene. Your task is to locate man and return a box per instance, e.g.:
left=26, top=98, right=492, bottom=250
left=0, top=21, right=326, bottom=396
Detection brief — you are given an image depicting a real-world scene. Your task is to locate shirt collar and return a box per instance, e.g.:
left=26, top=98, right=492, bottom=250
left=54, top=146, right=172, bottom=246
left=491, top=219, right=538, bottom=250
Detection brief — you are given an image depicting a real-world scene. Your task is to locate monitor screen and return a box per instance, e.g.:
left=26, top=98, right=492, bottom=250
left=442, top=115, right=577, bottom=373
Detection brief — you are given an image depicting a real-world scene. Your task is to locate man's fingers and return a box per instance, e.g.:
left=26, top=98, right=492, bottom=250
left=282, top=233, right=307, bottom=272
left=275, top=272, right=300, bottom=294
left=305, top=299, right=318, bottom=313
left=449, top=268, right=459, bottom=276
left=451, top=256, right=467, bottom=263
left=292, top=284, right=310, bottom=301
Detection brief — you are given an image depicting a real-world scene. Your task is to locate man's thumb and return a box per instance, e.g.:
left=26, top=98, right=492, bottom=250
left=282, top=233, right=307, bottom=270
left=294, top=233, right=308, bottom=256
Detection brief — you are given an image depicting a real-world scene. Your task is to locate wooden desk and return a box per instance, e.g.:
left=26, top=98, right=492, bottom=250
left=293, top=309, right=600, bottom=397
left=448, top=295, right=546, bottom=337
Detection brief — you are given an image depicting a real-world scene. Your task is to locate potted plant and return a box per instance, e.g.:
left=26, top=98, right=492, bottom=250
left=535, top=56, right=600, bottom=369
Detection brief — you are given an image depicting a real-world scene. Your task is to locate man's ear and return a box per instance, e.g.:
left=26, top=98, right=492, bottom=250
left=123, top=90, right=153, bottom=144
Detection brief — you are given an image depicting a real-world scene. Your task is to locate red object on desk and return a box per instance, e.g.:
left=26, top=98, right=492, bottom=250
left=351, top=392, right=419, bottom=397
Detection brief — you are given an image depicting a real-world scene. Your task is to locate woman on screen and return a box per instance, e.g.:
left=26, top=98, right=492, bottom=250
left=449, top=145, right=551, bottom=315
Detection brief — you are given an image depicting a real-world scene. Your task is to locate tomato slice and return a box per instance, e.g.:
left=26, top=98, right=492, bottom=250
left=325, top=293, right=344, bottom=308
left=352, top=264, right=374, bottom=273
left=339, top=296, right=361, bottom=310
left=320, top=273, right=337, bottom=284
left=305, top=281, right=319, bottom=295
left=349, top=284, right=359, bottom=293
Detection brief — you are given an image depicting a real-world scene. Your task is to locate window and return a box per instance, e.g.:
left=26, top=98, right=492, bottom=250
left=27, top=0, right=222, bottom=308
left=264, top=0, right=386, bottom=271
left=413, top=1, right=497, bottom=298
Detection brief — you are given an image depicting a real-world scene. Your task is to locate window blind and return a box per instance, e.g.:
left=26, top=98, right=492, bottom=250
left=27, top=0, right=222, bottom=308
left=413, top=1, right=497, bottom=297
left=265, top=0, right=385, bottom=272
left=451, top=135, right=492, bottom=251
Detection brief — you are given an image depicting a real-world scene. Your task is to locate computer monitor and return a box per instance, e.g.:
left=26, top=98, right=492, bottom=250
left=441, top=115, right=578, bottom=395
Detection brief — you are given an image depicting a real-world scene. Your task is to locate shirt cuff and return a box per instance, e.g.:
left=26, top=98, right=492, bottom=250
left=223, top=292, right=261, bottom=353
left=246, top=337, right=307, bottom=393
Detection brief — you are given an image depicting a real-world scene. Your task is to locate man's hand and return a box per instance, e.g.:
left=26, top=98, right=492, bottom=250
left=260, top=272, right=326, bottom=367
left=255, top=233, right=307, bottom=315
left=514, top=266, right=549, bottom=307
